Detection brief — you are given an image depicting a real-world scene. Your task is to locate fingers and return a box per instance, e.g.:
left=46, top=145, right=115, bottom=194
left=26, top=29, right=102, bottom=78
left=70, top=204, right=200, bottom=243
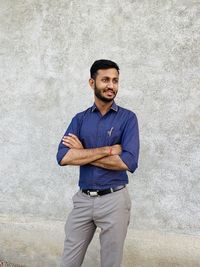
left=114, top=144, right=122, bottom=149
left=62, top=133, right=83, bottom=149
left=64, top=133, right=81, bottom=144
left=111, top=144, right=122, bottom=155
left=68, top=133, right=80, bottom=141
left=67, top=133, right=82, bottom=145
left=62, top=136, right=77, bottom=146
left=62, top=138, right=74, bottom=148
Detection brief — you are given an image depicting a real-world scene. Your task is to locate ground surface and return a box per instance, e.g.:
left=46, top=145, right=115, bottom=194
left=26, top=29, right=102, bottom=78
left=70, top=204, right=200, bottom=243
left=0, top=261, right=24, bottom=267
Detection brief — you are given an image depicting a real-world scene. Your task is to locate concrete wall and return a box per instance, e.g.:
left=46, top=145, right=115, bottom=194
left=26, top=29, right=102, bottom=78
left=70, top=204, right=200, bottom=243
left=0, top=0, right=200, bottom=266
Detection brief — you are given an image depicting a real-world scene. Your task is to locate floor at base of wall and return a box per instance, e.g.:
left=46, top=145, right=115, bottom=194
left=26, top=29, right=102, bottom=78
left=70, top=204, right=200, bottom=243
left=0, top=260, right=24, bottom=267
left=1, top=215, right=200, bottom=267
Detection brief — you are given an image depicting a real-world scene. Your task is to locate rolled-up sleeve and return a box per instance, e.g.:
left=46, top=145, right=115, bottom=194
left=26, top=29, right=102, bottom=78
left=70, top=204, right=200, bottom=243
left=120, top=113, right=140, bottom=173
left=56, top=115, right=80, bottom=165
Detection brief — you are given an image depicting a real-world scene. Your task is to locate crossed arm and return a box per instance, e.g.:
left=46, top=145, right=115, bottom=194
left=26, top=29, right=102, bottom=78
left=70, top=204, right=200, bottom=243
left=60, top=133, right=129, bottom=171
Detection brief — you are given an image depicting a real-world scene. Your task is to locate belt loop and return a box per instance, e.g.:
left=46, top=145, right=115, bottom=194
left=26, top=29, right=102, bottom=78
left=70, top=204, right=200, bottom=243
left=110, top=188, right=114, bottom=193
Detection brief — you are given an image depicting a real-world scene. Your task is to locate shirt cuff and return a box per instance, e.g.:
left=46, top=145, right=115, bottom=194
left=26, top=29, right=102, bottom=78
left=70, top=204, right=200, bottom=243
left=120, top=151, right=138, bottom=173
left=56, top=147, right=69, bottom=165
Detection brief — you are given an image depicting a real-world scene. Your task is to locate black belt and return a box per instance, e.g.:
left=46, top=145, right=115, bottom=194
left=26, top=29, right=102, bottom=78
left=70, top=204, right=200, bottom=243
left=81, top=185, right=125, bottom=197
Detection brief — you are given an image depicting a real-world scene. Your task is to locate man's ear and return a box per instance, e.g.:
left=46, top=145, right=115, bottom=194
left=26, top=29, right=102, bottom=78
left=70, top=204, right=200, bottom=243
left=89, top=78, right=95, bottom=89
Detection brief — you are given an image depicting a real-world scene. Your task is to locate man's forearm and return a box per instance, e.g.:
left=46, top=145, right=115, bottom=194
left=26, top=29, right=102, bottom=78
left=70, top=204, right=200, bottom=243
left=90, top=155, right=129, bottom=171
left=60, top=146, right=110, bottom=166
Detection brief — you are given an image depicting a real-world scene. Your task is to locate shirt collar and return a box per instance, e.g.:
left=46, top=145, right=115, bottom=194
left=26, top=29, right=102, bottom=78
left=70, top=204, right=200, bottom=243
left=91, top=101, right=118, bottom=112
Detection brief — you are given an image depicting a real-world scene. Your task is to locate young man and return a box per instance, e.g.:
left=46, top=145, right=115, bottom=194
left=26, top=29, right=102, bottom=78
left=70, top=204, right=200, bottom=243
left=56, top=59, right=140, bottom=267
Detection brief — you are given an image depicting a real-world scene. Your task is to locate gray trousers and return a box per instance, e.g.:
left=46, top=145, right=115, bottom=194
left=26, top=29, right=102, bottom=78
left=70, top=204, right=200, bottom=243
left=60, top=187, right=131, bottom=267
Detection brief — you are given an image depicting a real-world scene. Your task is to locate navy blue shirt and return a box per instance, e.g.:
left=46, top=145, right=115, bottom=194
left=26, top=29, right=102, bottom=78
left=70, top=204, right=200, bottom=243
left=56, top=102, right=139, bottom=189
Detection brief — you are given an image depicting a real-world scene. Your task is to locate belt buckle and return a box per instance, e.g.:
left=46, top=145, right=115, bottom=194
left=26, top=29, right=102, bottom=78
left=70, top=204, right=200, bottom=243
left=88, top=191, right=98, bottom=197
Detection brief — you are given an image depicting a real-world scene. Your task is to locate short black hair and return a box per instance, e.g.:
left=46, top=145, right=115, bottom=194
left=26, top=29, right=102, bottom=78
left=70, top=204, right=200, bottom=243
left=90, top=59, right=120, bottom=79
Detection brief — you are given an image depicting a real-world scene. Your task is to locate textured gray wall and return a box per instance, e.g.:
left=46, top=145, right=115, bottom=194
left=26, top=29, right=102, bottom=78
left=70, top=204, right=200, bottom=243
left=1, top=0, right=200, bottom=266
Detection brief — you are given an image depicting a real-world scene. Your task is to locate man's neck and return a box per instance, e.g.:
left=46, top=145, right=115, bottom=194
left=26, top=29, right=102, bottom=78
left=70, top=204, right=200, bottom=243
left=94, top=99, right=113, bottom=116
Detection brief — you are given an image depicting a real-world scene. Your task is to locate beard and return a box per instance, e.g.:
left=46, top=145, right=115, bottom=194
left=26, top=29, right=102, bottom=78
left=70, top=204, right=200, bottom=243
left=94, top=84, right=117, bottom=103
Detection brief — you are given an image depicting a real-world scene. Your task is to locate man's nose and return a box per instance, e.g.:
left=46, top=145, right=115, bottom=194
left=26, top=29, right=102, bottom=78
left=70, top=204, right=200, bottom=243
left=107, top=81, right=114, bottom=88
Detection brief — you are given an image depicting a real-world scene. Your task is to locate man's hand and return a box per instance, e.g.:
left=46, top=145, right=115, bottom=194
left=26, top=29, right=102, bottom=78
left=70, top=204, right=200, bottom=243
left=111, top=144, right=122, bottom=155
left=62, top=133, right=84, bottom=149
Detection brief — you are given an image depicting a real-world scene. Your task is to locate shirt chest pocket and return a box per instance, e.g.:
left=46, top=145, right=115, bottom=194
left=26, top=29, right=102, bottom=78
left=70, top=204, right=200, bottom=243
left=80, top=127, right=122, bottom=147
left=106, top=129, right=122, bottom=145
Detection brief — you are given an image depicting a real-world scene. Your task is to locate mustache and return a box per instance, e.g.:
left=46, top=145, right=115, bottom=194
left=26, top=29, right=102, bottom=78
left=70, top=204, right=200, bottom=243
left=103, top=89, right=116, bottom=95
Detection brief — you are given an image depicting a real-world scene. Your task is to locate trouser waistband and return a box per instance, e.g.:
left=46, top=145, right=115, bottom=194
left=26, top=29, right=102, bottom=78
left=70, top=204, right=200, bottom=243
left=81, top=185, right=125, bottom=197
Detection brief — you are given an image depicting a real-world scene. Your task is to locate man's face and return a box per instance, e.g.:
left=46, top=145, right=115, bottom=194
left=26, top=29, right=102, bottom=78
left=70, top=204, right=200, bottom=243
left=91, top=68, right=119, bottom=103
